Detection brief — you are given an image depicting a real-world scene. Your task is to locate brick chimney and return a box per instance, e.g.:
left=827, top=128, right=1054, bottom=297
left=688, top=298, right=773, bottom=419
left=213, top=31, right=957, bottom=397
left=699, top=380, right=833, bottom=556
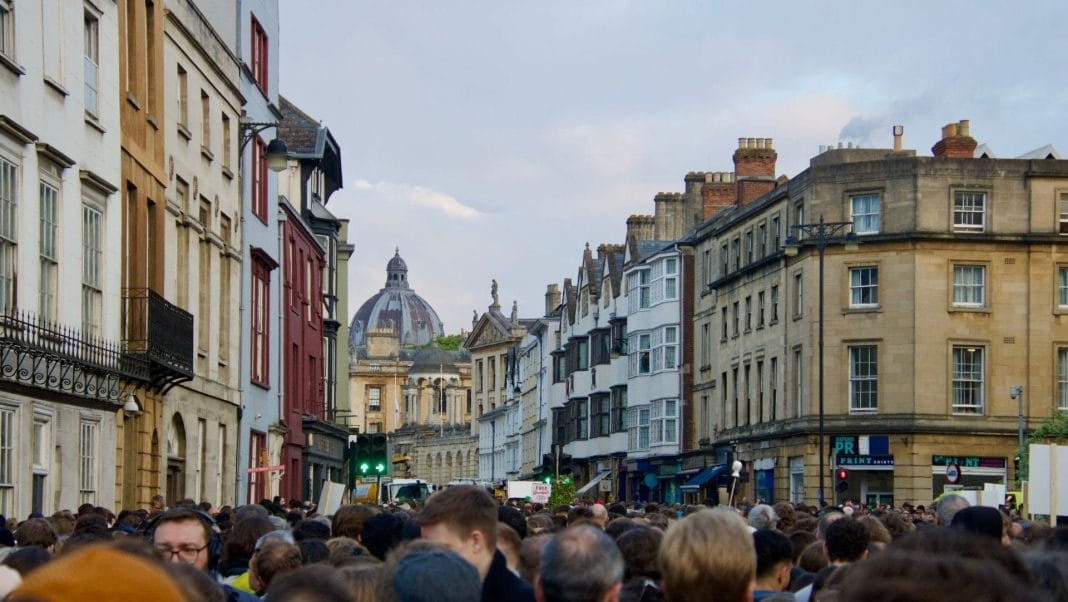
left=654, top=192, right=686, bottom=240
left=734, top=137, right=777, bottom=205
left=545, top=283, right=561, bottom=315
left=931, top=120, right=977, bottom=158
left=626, top=214, right=655, bottom=242
left=701, top=171, right=736, bottom=219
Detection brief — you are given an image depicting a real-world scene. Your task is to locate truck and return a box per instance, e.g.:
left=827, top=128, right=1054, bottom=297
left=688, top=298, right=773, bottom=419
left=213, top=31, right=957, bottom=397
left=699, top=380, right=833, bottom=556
left=350, top=478, right=432, bottom=506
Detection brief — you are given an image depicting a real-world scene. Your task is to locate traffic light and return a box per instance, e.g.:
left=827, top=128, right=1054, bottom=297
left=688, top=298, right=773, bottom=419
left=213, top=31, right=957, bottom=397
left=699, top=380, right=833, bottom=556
left=835, top=468, right=849, bottom=493
left=354, top=434, right=372, bottom=478
left=370, top=434, right=388, bottom=476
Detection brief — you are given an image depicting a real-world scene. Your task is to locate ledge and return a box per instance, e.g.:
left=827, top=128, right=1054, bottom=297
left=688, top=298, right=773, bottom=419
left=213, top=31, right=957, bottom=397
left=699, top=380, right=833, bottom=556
left=0, top=53, right=25, bottom=77
left=43, top=76, right=68, bottom=97
left=177, top=123, right=192, bottom=141
left=84, top=113, right=106, bottom=134
left=200, top=146, right=214, bottom=162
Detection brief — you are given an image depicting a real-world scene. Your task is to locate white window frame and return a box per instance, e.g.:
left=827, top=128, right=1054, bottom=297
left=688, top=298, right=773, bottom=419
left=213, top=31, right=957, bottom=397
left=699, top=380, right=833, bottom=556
left=953, top=191, right=986, bottom=233
left=83, top=9, right=100, bottom=116
left=848, top=346, right=878, bottom=414
left=0, top=406, right=13, bottom=517
left=952, top=265, right=986, bottom=307
left=1059, top=192, right=1068, bottom=235
left=951, top=346, right=985, bottom=415
left=850, top=193, right=880, bottom=235
left=0, top=155, right=16, bottom=314
left=0, top=0, right=14, bottom=61
left=368, top=386, right=381, bottom=412
left=79, top=418, right=99, bottom=505
left=849, top=266, right=879, bottom=308
left=39, top=178, right=59, bottom=322
left=770, top=285, right=779, bottom=322
left=1058, top=267, right=1068, bottom=308
left=627, top=269, right=651, bottom=313
left=626, top=405, right=651, bottom=452
left=82, top=202, right=103, bottom=337
left=1058, top=347, right=1068, bottom=412
left=650, top=398, right=678, bottom=445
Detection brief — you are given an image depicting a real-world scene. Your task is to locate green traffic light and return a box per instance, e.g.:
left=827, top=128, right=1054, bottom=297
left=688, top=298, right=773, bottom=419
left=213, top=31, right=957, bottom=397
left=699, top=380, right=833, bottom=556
left=542, top=475, right=552, bottom=484
left=375, top=463, right=385, bottom=474
left=359, top=462, right=370, bottom=474
left=563, top=477, right=572, bottom=485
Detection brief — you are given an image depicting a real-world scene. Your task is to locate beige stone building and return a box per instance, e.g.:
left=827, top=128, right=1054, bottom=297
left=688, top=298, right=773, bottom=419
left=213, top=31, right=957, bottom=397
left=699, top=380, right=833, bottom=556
left=690, top=123, right=1068, bottom=507
left=348, top=250, right=476, bottom=485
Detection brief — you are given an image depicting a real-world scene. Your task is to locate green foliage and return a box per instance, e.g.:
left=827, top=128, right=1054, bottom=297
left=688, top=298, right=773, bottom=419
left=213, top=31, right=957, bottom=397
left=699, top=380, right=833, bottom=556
left=547, top=477, right=576, bottom=508
left=436, top=335, right=463, bottom=351
left=1017, top=410, right=1068, bottom=485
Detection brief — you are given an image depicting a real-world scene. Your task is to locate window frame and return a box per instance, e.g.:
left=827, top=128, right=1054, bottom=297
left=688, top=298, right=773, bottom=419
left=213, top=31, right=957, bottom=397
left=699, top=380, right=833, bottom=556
left=951, top=345, right=985, bottom=415
left=250, top=253, right=272, bottom=387
left=81, top=201, right=103, bottom=337
left=1058, top=192, right=1068, bottom=235
left=850, top=193, right=881, bottom=235
left=1058, top=346, right=1068, bottom=412
left=952, top=190, right=987, bottom=233
left=0, top=0, right=15, bottom=63
left=38, top=177, right=59, bottom=322
left=848, top=266, right=879, bottom=308
left=848, top=345, right=878, bottom=414
left=84, top=9, right=100, bottom=117
left=952, top=264, right=986, bottom=308
left=0, top=154, right=16, bottom=314
left=367, top=386, right=382, bottom=412
left=250, top=15, right=269, bottom=95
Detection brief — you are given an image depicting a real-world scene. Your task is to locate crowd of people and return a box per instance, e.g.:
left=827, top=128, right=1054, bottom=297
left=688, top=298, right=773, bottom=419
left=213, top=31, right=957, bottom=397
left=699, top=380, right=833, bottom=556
left=0, top=488, right=1063, bottom=601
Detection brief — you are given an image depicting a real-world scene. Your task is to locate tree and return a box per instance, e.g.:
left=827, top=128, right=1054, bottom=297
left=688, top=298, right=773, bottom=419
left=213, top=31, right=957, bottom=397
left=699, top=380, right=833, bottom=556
left=547, top=476, right=575, bottom=508
left=1017, top=410, right=1068, bottom=486
left=432, top=335, right=463, bottom=351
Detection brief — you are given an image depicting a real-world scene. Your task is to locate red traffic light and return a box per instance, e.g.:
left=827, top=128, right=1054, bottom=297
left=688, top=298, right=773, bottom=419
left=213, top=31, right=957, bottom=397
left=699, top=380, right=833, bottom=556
left=836, top=468, right=849, bottom=481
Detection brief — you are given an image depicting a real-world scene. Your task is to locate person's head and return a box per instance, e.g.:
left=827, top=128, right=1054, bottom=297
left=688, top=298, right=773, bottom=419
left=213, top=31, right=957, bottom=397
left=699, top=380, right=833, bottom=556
left=786, top=529, right=817, bottom=564
left=337, top=561, right=382, bottom=601
left=497, top=522, right=522, bottom=574
left=951, top=506, right=1007, bottom=543
left=528, top=514, right=556, bottom=537
left=748, top=504, right=778, bottom=531
left=499, top=505, right=528, bottom=539
left=292, top=518, right=331, bottom=542
left=536, top=525, right=623, bottom=602
left=149, top=508, right=216, bottom=571
left=772, top=502, right=796, bottom=531
left=590, top=504, right=608, bottom=529
left=265, top=564, right=352, bottom=602
left=392, top=548, right=482, bottom=602
left=658, top=508, right=755, bottom=602
left=823, top=518, right=869, bottom=564
left=798, top=539, right=829, bottom=573
left=2, top=546, right=51, bottom=576
left=331, top=504, right=380, bottom=540
left=298, top=538, right=330, bottom=565
left=223, top=514, right=274, bottom=558
left=604, top=517, right=638, bottom=540
left=753, top=529, right=793, bottom=592
left=249, top=540, right=303, bottom=595
left=615, top=526, right=662, bottom=582
left=519, top=534, right=552, bottom=586
left=360, top=511, right=406, bottom=560
left=417, top=485, right=499, bottom=579
left=14, top=519, right=58, bottom=553
left=163, top=562, right=226, bottom=602
left=936, top=493, right=970, bottom=527
left=855, top=515, right=891, bottom=545
left=815, top=509, right=845, bottom=540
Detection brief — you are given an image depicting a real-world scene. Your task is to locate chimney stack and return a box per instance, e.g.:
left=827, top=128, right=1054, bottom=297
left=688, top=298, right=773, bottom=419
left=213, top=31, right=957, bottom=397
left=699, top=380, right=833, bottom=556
left=626, top=214, right=655, bottom=242
left=654, top=192, right=686, bottom=240
left=932, top=119, right=977, bottom=158
left=734, top=137, right=778, bottom=205
left=700, top=171, right=736, bottom=219
left=545, top=283, right=561, bottom=315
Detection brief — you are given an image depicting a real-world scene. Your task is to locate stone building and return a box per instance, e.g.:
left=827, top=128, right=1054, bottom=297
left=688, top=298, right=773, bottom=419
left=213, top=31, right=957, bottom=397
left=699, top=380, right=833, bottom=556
left=690, top=123, right=1068, bottom=506
left=348, top=250, right=475, bottom=485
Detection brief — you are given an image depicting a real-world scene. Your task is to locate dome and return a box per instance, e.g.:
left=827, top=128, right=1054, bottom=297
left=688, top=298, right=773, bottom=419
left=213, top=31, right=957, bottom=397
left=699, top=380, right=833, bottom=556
left=350, top=249, right=445, bottom=348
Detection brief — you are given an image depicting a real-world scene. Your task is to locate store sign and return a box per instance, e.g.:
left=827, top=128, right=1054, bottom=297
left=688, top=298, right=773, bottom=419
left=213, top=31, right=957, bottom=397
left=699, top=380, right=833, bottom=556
left=931, top=455, right=1006, bottom=469
left=837, top=454, right=894, bottom=467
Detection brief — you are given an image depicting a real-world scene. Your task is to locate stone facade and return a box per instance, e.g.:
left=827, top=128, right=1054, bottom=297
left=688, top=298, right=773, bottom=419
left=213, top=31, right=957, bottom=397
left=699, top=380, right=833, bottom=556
left=691, top=126, right=1068, bottom=506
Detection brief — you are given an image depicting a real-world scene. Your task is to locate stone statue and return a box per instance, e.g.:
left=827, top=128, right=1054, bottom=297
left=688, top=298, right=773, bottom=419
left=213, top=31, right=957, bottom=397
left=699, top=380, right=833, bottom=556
left=511, top=300, right=518, bottom=323
left=472, top=309, right=478, bottom=328
left=491, top=279, right=499, bottom=306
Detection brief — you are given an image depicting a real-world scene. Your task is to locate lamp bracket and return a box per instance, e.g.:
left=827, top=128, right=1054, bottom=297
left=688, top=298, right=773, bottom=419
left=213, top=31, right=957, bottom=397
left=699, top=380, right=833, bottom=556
left=239, top=120, right=279, bottom=152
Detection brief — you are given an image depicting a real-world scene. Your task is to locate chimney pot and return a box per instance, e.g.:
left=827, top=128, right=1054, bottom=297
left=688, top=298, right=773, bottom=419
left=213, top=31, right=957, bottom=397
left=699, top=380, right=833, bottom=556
left=958, top=119, right=970, bottom=137
left=748, top=137, right=757, bottom=148
left=941, top=123, right=958, bottom=138
left=738, top=137, right=746, bottom=149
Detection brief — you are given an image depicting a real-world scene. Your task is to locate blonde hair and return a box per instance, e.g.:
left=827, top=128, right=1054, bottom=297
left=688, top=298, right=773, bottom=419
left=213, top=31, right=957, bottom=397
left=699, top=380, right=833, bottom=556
left=658, top=508, right=755, bottom=602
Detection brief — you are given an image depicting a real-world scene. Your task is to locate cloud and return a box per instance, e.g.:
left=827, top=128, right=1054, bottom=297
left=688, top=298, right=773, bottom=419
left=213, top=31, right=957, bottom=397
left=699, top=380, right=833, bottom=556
left=351, top=179, right=483, bottom=220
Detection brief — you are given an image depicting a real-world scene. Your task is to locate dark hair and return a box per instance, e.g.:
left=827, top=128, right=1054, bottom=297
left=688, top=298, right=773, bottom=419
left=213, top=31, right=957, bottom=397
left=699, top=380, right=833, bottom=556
left=832, top=549, right=1034, bottom=601
left=292, top=519, right=331, bottom=542
left=14, top=518, right=58, bottom=549
left=605, top=517, right=639, bottom=540
left=164, top=562, right=226, bottom=602
left=252, top=541, right=303, bottom=595
left=615, top=526, right=662, bottom=581
left=299, top=538, right=330, bottom=565
left=220, top=515, right=274, bottom=566
left=73, top=513, right=110, bottom=538
left=498, top=505, right=528, bottom=539
left=540, top=526, right=624, bottom=602
left=824, top=518, right=869, bottom=563
left=3, top=545, right=52, bottom=576
left=360, top=512, right=405, bottom=560
left=786, top=529, right=817, bottom=564
left=753, top=529, right=794, bottom=579
left=266, top=564, right=353, bottom=602
left=331, top=504, right=380, bottom=540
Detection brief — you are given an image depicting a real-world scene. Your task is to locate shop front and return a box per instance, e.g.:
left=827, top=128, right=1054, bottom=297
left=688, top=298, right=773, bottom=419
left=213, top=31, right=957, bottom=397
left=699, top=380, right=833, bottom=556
left=833, top=435, right=895, bottom=507
left=930, top=454, right=1007, bottom=499
left=752, top=458, right=775, bottom=504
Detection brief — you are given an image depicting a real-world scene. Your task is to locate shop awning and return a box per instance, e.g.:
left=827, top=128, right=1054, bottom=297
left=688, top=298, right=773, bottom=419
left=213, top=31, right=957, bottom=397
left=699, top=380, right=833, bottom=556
left=575, top=471, right=612, bottom=496
left=680, top=464, right=726, bottom=491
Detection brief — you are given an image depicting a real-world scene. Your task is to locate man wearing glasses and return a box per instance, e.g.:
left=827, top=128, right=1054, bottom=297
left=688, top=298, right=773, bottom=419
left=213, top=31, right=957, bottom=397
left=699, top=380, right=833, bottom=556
left=151, top=508, right=215, bottom=571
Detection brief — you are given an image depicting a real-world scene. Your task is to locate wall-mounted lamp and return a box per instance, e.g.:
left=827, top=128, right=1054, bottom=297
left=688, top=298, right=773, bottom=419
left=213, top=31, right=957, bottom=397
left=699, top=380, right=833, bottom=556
left=123, top=394, right=142, bottom=417
left=239, top=119, right=289, bottom=172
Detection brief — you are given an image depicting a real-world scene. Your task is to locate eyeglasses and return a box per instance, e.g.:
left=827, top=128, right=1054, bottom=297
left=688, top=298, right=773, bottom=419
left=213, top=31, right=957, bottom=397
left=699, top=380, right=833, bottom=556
left=155, top=543, right=208, bottom=562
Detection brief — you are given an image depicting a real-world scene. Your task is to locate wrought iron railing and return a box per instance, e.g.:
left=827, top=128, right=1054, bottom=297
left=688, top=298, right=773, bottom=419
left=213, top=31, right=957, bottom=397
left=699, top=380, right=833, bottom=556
left=0, top=309, right=149, bottom=402
left=122, top=288, right=194, bottom=383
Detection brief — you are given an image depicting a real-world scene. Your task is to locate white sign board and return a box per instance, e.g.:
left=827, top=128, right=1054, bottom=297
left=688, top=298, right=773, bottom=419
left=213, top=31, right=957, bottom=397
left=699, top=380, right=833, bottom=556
left=506, top=480, right=551, bottom=503
left=1028, top=444, right=1068, bottom=518
left=317, top=481, right=346, bottom=516
left=981, top=482, right=1006, bottom=509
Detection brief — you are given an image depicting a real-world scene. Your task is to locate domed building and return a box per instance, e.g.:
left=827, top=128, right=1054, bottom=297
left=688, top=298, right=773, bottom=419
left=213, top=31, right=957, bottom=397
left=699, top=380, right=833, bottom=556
left=350, top=249, right=444, bottom=348
left=347, top=249, right=477, bottom=485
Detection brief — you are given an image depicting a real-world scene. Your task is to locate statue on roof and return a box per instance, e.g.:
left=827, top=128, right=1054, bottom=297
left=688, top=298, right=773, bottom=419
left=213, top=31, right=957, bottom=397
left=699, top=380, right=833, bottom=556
left=491, top=279, right=499, bottom=307
left=511, top=300, right=518, bottom=323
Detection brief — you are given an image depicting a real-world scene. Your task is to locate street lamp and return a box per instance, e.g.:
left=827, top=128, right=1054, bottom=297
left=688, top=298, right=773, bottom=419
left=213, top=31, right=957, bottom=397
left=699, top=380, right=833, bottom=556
left=783, top=215, right=858, bottom=508
left=239, top=119, right=289, bottom=172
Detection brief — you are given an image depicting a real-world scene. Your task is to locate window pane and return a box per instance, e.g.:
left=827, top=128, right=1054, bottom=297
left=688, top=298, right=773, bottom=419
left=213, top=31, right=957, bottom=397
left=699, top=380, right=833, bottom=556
left=851, top=194, right=880, bottom=234
left=849, top=346, right=878, bottom=413
left=953, top=266, right=985, bottom=306
left=953, top=191, right=986, bottom=231
left=850, top=267, right=878, bottom=306
left=952, top=347, right=984, bottom=414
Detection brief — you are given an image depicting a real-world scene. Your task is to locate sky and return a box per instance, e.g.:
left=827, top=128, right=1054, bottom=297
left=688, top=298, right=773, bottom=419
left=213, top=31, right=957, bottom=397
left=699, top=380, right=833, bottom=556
left=279, top=1, right=1068, bottom=336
